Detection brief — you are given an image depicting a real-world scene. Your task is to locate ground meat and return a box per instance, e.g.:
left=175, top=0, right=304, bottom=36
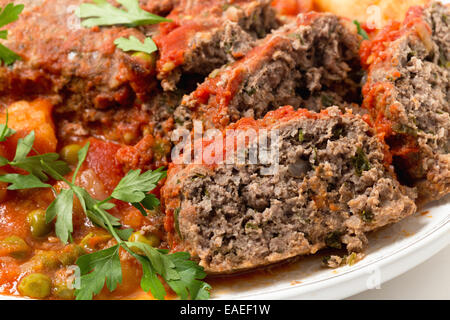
left=361, top=1, right=450, bottom=203
left=154, top=0, right=280, bottom=91
left=175, top=12, right=362, bottom=132
left=162, top=106, right=416, bottom=274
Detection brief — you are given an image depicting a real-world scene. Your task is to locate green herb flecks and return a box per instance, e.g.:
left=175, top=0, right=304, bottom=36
left=298, top=129, right=304, bottom=143
left=361, top=209, right=375, bottom=223
left=321, top=94, right=334, bottom=107
left=325, top=231, right=342, bottom=249
left=352, top=147, right=370, bottom=176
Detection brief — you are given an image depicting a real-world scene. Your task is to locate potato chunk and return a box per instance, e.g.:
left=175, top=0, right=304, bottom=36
left=1, top=99, right=57, bottom=155
left=314, top=0, right=429, bottom=27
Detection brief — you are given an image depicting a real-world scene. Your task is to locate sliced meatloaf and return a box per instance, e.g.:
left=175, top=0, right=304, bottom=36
left=154, top=0, right=280, bottom=91
left=162, top=106, right=416, bottom=274
left=0, top=0, right=156, bottom=112
left=360, top=1, right=450, bottom=203
left=174, top=12, right=362, bottom=132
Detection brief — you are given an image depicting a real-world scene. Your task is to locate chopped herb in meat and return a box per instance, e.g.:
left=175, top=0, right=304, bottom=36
left=352, top=147, right=370, bottom=175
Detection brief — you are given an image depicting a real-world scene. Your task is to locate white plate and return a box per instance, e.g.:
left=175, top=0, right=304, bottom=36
left=210, top=196, right=449, bottom=299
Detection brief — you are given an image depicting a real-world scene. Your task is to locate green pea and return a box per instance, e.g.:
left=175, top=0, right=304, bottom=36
left=0, top=236, right=31, bottom=260
left=27, top=209, right=52, bottom=238
left=128, top=231, right=161, bottom=254
left=18, top=273, right=52, bottom=299
left=132, top=52, right=156, bottom=68
left=29, top=251, right=61, bottom=271
left=58, top=244, right=85, bottom=266
left=53, top=283, right=74, bottom=300
left=59, top=144, right=83, bottom=165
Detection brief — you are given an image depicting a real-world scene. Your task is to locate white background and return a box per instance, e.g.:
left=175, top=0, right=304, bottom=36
left=349, top=246, right=449, bottom=299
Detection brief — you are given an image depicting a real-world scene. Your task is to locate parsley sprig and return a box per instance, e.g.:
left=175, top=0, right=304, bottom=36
left=114, top=36, right=157, bottom=55
left=353, top=20, right=369, bottom=40
left=0, top=113, right=211, bottom=300
left=0, top=3, right=24, bottom=65
left=77, top=0, right=170, bottom=27
left=0, top=130, right=71, bottom=188
left=77, top=0, right=169, bottom=53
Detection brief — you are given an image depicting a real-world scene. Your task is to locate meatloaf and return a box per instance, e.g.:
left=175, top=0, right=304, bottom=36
left=0, top=0, right=157, bottom=112
left=174, top=12, right=362, bottom=132
left=162, top=106, right=416, bottom=274
left=360, top=1, right=450, bottom=203
left=154, top=0, right=280, bottom=91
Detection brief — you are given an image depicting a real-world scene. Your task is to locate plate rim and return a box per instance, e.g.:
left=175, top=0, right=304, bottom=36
left=220, top=215, right=449, bottom=300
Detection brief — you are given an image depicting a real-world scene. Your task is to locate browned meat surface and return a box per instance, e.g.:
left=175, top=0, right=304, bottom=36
left=154, top=0, right=280, bottom=91
left=361, top=1, right=450, bottom=203
left=162, top=106, right=416, bottom=274
left=174, top=12, right=362, bottom=132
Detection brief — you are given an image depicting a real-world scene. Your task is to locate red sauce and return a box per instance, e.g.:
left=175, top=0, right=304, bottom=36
left=360, top=5, right=426, bottom=69
left=155, top=21, right=216, bottom=72
left=360, top=5, right=429, bottom=170
left=154, top=0, right=230, bottom=74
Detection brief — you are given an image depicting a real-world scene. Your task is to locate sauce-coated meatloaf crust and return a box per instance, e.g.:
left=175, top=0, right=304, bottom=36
left=361, top=1, right=450, bottom=203
left=154, top=0, right=280, bottom=91
left=162, top=106, right=416, bottom=274
left=175, top=11, right=362, bottom=132
left=0, top=0, right=156, bottom=111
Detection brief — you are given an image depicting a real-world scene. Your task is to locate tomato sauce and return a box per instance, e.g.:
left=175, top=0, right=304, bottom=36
left=359, top=5, right=429, bottom=172
left=360, top=5, right=426, bottom=69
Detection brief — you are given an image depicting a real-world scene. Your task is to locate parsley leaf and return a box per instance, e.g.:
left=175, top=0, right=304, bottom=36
left=46, top=188, right=74, bottom=244
left=0, top=108, right=15, bottom=142
left=353, top=20, right=369, bottom=40
left=72, top=142, right=89, bottom=184
left=0, top=3, right=24, bottom=65
left=0, top=44, right=20, bottom=65
left=111, top=168, right=166, bottom=215
left=0, top=3, right=24, bottom=28
left=126, top=242, right=211, bottom=300
left=0, top=173, right=51, bottom=190
left=8, top=131, right=70, bottom=181
left=75, top=244, right=122, bottom=300
left=114, top=36, right=157, bottom=54
left=77, top=0, right=170, bottom=27
left=111, top=168, right=166, bottom=202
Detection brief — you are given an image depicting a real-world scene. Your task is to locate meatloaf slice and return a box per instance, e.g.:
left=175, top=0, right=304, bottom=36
left=162, top=106, right=416, bottom=274
left=174, top=12, right=362, bottom=132
left=0, top=0, right=155, bottom=112
left=154, top=0, right=280, bottom=91
left=360, top=1, right=450, bottom=203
